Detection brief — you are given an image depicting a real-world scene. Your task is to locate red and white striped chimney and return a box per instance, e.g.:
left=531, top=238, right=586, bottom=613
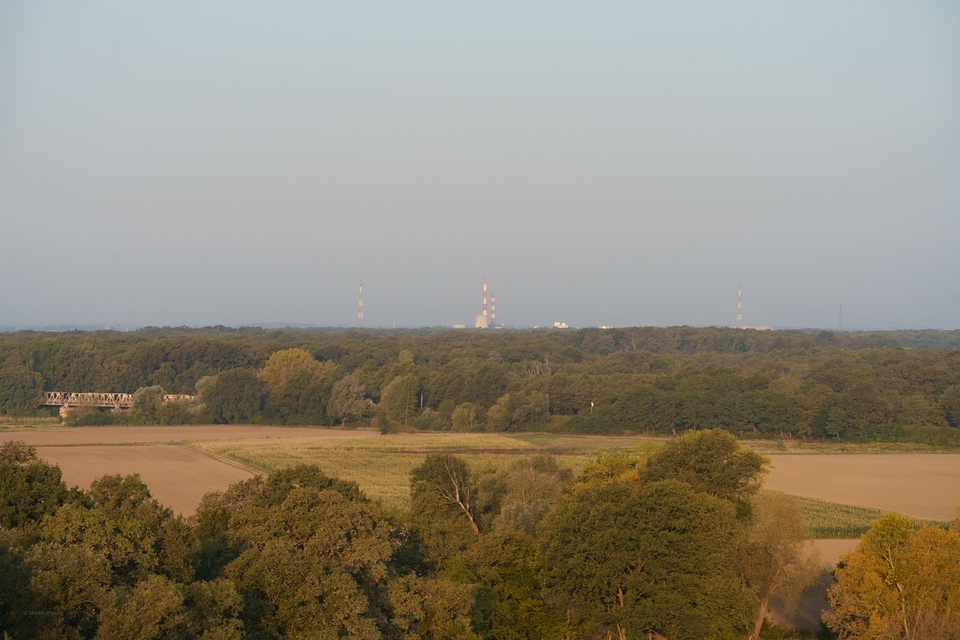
left=491, top=293, right=496, bottom=329
left=482, top=278, right=488, bottom=320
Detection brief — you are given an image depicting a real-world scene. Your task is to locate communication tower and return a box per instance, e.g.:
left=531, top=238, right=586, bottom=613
left=358, top=280, right=364, bottom=328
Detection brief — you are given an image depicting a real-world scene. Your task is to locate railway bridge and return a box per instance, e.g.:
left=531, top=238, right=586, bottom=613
left=38, top=391, right=196, bottom=417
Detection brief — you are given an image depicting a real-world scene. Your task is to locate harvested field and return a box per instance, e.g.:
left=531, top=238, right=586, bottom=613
left=813, top=539, right=860, bottom=569
left=9, top=426, right=377, bottom=515
left=765, top=454, right=960, bottom=520
left=6, top=424, right=376, bottom=446
left=12, top=428, right=960, bottom=528
left=34, top=444, right=254, bottom=515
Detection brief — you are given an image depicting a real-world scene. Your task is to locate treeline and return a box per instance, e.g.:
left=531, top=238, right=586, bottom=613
left=2, top=327, right=960, bottom=442
left=4, top=433, right=958, bottom=639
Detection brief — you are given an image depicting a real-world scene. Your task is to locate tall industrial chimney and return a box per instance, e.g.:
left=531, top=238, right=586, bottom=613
left=483, top=278, right=488, bottom=321
left=491, top=293, right=496, bottom=329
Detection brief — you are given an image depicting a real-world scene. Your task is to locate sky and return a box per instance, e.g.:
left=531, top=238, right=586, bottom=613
left=1, top=2, right=958, bottom=331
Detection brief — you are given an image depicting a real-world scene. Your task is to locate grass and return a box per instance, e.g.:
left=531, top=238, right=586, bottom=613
left=764, top=490, right=953, bottom=538
left=195, top=432, right=612, bottom=509
left=193, top=430, right=956, bottom=534
left=0, top=416, right=63, bottom=431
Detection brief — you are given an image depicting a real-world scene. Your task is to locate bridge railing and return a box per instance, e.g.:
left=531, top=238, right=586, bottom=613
left=39, top=391, right=197, bottom=409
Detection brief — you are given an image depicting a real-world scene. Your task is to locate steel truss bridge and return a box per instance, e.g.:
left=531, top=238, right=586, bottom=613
left=39, top=392, right=196, bottom=415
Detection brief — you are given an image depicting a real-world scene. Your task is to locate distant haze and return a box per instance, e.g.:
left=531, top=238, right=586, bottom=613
left=2, top=2, right=958, bottom=330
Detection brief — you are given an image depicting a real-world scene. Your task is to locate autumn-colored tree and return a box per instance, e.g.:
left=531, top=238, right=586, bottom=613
left=824, top=512, right=960, bottom=639
left=258, top=348, right=327, bottom=395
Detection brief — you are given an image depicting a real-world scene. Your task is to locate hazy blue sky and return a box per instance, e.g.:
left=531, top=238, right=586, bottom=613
left=2, top=2, right=958, bottom=330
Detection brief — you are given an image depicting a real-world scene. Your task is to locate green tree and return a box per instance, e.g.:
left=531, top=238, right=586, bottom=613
left=0, top=441, right=71, bottom=530
left=898, top=393, right=943, bottom=427
left=612, top=386, right=678, bottom=434
left=259, top=348, right=331, bottom=423
left=411, top=454, right=480, bottom=535
left=738, top=390, right=801, bottom=437
left=494, top=455, right=570, bottom=537
left=0, top=365, right=43, bottom=416
left=200, top=368, right=266, bottom=423
left=131, top=386, right=166, bottom=421
left=939, top=384, right=960, bottom=428
left=485, top=391, right=549, bottom=432
left=539, top=480, right=751, bottom=639
left=224, top=484, right=395, bottom=638
left=328, top=375, right=372, bottom=428
left=643, top=428, right=767, bottom=518
left=451, top=402, right=477, bottom=432
left=379, top=374, right=419, bottom=426
left=465, top=532, right=563, bottom=639
left=738, top=492, right=820, bottom=640
left=387, top=574, right=475, bottom=639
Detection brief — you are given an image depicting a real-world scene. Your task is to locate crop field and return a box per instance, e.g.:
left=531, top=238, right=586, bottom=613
left=7, top=426, right=959, bottom=534
left=32, top=444, right=255, bottom=515
left=7, top=425, right=374, bottom=514
left=195, top=432, right=593, bottom=509
left=199, top=432, right=960, bottom=534
left=765, top=491, right=951, bottom=539
left=764, top=454, right=960, bottom=520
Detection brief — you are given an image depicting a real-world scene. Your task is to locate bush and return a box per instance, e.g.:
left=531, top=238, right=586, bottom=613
left=64, top=408, right=117, bottom=426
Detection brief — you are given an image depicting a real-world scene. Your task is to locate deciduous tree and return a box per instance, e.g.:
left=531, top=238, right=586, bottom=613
left=643, top=428, right=767, bottom=518
left=411, top=454, right=480, bottom=535
left=539, top=480, right=751, bottom=639
left=328, top=375, right=372, bottom=428
left=738, top=492, right=820, bottom=640
left=824, top=512, right=960, bottom=639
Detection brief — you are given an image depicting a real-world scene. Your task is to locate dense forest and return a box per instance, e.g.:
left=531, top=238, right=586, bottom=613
left=2, top=327, right=960, bottom=443
left=3, top=432, right=958, bottom=639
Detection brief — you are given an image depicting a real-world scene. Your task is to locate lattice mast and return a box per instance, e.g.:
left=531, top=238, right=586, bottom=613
left=358, top=280, right=364, bottom=328
left=838, top=304, right=843, bottom=331
left=491, top=293, right=496, bottom=329
left=737, top=284, right=743, bottom=328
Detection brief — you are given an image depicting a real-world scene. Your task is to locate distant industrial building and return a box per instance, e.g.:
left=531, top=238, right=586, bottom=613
left=475, top=278, right=499, bottom=328
left=729, top=284, right=773, bottom=330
